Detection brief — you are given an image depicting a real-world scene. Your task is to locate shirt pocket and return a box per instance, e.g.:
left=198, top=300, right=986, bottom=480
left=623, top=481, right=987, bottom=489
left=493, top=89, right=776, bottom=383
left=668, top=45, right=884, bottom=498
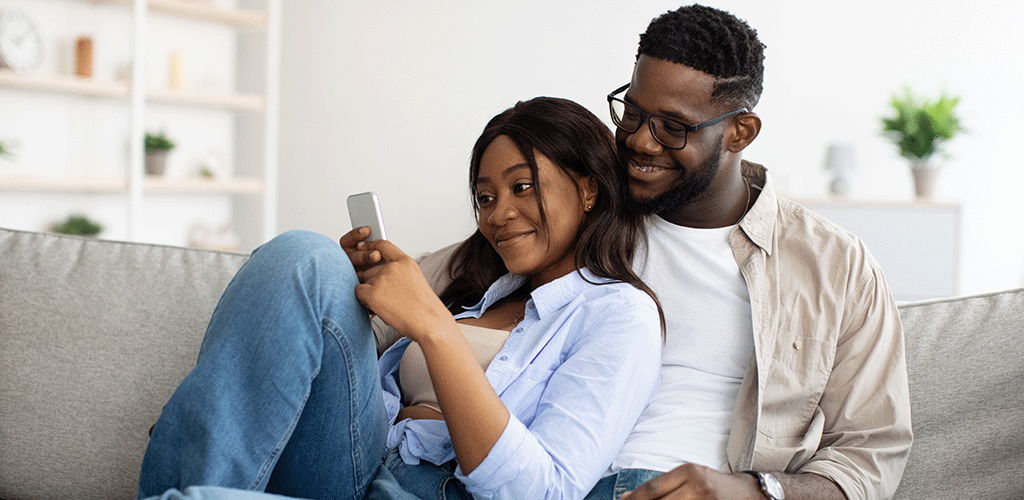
left=760, top=329, right=833, bottom=439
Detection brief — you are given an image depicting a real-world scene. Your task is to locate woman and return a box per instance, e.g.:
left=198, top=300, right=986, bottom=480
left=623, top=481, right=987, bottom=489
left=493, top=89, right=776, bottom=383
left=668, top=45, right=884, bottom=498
left=138, top=97, right=662, bottom=500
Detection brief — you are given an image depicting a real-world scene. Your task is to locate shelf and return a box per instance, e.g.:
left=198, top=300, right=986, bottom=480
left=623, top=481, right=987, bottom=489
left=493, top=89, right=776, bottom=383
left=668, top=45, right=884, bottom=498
left=94, top=0, right=267, bottom=28
left=790, top=197, right=962, bottom=211
left=0, top=0, right=280, bottom=251
left=143, top=177, right=263, bottom=194
left=0, top=176, right=264, bottom=194
left=0, top=176, right=126, bottom=193
left=0, top=71, right=126, bottom=99
left=0, top=70, right=265, bottom=111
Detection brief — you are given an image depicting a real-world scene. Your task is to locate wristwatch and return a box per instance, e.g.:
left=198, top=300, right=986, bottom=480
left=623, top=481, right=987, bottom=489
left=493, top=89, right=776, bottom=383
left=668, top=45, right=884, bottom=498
left=744, top=471, right=785, bottom=500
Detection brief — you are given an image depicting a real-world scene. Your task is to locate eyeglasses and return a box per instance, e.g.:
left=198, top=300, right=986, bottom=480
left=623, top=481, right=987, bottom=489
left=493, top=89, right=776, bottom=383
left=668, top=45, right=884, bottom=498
left=607, top=84, right=748, bottom=150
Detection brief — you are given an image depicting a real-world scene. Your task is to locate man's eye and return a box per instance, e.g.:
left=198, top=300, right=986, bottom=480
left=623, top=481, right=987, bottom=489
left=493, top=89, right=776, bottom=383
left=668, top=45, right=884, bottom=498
left=659, top=121, right=690, bottom=137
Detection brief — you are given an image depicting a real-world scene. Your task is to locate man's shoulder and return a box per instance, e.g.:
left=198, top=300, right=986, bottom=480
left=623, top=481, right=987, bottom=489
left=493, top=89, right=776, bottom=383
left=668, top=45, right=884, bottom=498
left=415, top=242, right=459, bottom=294
left=773, top=197, right=865, bottom=253
left=771, top=196, right=887, bottom=292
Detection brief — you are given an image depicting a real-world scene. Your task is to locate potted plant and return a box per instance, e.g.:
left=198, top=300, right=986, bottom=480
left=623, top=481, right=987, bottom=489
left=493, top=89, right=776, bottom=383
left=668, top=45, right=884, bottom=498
left=881, top=87, right=963, bottom=199
left=0, top=138, right=16, bottom=161
left=50, top=214, right=103, bottom=237
left=144, top=131, right=175, bottom=176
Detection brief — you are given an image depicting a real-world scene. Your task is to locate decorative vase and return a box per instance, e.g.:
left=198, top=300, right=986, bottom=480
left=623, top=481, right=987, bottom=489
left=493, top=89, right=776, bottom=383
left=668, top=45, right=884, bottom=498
left=910, top=159, right=938, bottom=200
left=145, top=150, right=168, bottom=176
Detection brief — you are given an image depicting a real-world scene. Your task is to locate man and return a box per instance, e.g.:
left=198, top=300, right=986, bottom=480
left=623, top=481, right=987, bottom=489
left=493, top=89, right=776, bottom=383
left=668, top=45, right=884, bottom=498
left=585, top=5, right=912, bottom=500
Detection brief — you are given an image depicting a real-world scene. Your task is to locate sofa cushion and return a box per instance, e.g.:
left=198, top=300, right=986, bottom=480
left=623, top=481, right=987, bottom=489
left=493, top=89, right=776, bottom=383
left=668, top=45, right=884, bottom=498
left=0, top=228, right=249, bottom=500
left=894, top=287, right=1024, bottom=500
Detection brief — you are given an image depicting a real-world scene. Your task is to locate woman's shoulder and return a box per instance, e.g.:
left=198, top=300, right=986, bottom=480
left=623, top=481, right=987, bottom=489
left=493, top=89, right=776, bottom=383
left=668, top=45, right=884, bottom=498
left=575, top=269, right=653, bottom=296
left=565, top=271, right=659, bottom=319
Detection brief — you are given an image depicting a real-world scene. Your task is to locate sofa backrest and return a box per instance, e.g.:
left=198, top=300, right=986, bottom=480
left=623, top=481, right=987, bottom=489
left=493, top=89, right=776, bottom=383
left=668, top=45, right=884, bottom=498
left=894, top=287, right=1024, bottom=500
left=3, top=226, right=1023, bottom=500
left=0, top=228, right=249, bottom=500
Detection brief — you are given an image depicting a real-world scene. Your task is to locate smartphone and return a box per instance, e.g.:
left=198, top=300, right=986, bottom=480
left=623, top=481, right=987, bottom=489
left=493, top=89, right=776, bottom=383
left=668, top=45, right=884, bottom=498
left=347, top=192, right=388, bottom=241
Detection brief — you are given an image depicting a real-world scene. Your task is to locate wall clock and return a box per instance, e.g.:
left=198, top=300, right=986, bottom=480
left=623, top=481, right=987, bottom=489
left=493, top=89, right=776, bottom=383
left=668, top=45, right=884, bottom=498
left=0, top=8, right=43, bottom=73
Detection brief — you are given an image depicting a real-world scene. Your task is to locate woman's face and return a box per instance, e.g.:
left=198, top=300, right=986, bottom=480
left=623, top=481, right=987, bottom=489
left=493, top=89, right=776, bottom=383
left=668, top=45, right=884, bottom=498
left=475, top=135, right=595, bottom=288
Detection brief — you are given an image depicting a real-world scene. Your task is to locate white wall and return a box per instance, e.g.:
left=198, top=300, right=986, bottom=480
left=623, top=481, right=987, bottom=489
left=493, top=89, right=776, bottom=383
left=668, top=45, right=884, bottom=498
left=277, top=0, right=1024, bottom=296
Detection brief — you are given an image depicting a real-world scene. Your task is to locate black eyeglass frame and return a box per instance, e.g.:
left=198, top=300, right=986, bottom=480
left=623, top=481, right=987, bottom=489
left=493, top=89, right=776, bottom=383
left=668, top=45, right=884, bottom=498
left=607, top=83, right=748, bottom=150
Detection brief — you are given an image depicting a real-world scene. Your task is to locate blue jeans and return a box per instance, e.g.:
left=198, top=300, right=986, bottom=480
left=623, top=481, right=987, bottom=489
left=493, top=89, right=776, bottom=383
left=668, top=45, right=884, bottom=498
left=583, top=469, right=664, bottom=500
left=138, top=231, right=471, bottom=500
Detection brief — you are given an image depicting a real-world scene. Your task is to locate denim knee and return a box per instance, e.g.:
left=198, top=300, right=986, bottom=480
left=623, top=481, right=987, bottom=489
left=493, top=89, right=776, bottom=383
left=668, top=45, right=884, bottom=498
left=253, top=230, right=358, bottom=285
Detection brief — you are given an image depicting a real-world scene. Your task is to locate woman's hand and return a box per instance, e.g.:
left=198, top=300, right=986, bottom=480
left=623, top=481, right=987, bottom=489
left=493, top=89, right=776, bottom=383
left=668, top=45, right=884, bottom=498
left=339, top=226, right=383, bottom=273
left=352, top=239, right=455, bottom=343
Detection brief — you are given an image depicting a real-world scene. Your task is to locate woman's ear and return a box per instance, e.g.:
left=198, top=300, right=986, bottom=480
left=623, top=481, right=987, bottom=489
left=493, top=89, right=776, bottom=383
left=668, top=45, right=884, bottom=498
left=725, top=112, right=761, bottom=153
left=580, top=175, right=599, bottom=212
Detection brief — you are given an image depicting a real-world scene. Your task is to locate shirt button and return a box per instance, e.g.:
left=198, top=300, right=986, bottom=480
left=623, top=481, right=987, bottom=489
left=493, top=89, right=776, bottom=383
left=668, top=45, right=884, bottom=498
left=499, top=355, right=508, bottom=361
left=515, top=328, right=523, bottom=333
left=793, top=340, right=803, bottom=350
left=443, top=442, right=451, bottom=449
left=528, top=303, right=534, bottom=308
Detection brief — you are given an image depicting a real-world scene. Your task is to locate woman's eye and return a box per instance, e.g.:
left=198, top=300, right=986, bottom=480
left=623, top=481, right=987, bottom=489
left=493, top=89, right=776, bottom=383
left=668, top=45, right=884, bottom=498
left=476, top=193, right=494, bottom=205
left=513, top=182, right=533, bottom=194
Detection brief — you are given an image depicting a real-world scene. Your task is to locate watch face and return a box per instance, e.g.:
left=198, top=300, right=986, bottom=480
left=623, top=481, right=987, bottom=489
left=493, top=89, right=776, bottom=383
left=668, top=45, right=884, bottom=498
left=0, top=8, right=43, bottom=72
left=762, top=472, right=785, bottom=500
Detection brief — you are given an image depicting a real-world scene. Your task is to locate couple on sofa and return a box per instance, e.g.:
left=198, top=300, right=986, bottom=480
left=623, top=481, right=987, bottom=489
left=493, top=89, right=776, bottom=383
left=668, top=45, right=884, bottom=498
left=138, top=5, right=912, bottom=500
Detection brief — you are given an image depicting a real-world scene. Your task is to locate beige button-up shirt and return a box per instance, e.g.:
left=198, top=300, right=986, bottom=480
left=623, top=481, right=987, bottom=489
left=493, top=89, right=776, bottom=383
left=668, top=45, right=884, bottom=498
left=724, top=162, right=912, bottom=500
left=403, top=161, right=913, bottom=500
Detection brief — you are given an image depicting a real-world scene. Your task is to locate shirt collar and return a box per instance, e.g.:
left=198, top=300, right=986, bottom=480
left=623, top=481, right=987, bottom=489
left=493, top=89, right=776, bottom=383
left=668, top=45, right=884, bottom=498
left=737, top=160, right=776, bottom=256
left=460, top=269, right=605, bottom=319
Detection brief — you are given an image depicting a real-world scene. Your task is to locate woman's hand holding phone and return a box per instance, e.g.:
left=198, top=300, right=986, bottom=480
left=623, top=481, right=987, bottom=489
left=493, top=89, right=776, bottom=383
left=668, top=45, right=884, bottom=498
left=351, top=239, right=456, bottom=343
left=339, top=226, right=383, bottom=273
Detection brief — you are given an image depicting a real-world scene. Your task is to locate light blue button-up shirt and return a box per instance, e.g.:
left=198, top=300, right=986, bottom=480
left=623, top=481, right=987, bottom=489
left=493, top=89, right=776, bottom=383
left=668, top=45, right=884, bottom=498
left=377, top=269, right=662, bottom=500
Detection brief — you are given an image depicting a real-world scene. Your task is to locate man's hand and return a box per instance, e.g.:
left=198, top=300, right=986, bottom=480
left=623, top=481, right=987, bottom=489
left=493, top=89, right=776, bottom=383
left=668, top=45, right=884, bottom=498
left=621, top=464, right=763, bottom=500
left=622, top=464, right=848, bottom=500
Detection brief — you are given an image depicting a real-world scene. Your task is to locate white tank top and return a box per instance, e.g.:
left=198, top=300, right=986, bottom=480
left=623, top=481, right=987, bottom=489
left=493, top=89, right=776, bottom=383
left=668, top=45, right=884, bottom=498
left=610, top=215, right=754, bottom=472
left=399, top=323, right=511, bottom=414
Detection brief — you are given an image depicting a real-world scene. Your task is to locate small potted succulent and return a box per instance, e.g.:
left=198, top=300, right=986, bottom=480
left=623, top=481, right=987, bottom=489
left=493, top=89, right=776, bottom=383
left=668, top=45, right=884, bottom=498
left=144, top=131, right=175, bottom=176
left=50, top=214, right=103, bottom=237
left=881, top=87, right=963, bottom=199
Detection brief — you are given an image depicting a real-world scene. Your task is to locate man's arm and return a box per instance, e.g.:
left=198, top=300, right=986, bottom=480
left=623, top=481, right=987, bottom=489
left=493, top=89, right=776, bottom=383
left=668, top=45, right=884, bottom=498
left=621, top=464, right=847, bottom=500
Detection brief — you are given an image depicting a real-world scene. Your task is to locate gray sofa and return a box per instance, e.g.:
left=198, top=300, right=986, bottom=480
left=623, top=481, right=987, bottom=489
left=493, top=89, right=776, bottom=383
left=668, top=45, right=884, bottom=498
left=1, top=227, right=1021, bottom=500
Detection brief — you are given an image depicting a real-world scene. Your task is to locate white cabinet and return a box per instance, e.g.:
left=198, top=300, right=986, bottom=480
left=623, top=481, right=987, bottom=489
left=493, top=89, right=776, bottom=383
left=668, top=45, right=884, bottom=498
left=796, top=198, right=962, bottom=302
left=0, top=0, right=279, bottom=252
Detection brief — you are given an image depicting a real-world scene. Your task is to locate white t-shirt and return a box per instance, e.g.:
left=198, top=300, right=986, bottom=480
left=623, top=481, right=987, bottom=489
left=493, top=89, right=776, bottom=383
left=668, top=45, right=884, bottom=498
left=609, top=215, right=754, bottom=473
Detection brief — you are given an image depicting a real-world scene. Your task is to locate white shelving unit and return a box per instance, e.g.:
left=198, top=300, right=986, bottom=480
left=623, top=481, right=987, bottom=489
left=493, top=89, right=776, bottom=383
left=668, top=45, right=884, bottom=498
left=796, top=198, right=962, bottom=302
left=0, top=0, right=279, bottom=252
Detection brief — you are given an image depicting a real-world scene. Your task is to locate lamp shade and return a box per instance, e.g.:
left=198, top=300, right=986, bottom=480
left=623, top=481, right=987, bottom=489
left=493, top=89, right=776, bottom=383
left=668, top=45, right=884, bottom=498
left=823, top=142, right=857, bottom=172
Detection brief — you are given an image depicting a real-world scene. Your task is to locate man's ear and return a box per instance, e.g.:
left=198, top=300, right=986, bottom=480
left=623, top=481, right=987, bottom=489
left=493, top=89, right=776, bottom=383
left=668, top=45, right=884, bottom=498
left=725, top=112, right=761, bottom=153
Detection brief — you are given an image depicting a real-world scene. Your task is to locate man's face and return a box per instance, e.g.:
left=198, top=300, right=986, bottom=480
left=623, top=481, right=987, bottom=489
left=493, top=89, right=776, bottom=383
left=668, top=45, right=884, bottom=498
left=615, top=55, right=730, bottom=216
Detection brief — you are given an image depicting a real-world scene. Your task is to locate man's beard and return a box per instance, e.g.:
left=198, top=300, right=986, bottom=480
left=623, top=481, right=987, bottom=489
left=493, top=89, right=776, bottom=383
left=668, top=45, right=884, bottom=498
left=625, top=137, right=723, bottom=216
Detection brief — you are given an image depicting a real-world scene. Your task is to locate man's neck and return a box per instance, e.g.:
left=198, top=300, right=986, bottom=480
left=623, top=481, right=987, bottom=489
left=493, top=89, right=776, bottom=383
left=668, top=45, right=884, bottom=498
left=657, top=168, right=752, bottom=229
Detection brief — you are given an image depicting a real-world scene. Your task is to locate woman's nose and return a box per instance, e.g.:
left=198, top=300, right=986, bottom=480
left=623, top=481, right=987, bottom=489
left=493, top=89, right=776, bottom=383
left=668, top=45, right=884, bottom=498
left=486, top=196, right=518, bottom=226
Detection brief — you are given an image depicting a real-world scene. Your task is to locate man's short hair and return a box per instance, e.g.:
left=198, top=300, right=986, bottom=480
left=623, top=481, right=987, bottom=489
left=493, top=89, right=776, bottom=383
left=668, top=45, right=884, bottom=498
left=638, top=4, right=766, bottom=110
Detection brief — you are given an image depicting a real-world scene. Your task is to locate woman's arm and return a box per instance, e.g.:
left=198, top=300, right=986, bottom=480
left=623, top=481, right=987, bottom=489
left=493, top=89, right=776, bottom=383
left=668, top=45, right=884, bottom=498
left=353, top=239, right=510, bottom=473
left=458, top=291, right=662, bottom=500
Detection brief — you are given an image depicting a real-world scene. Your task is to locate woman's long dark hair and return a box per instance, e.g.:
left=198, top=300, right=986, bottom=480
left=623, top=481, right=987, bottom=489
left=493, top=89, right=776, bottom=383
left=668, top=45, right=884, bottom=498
left=438, top=97, right=664, bottom=332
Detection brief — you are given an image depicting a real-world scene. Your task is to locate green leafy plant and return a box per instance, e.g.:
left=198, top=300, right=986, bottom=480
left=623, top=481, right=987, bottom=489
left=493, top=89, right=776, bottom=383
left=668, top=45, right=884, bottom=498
left=882, top=87, right=963, bottom=165
left=145, top=131, right=175, bottom=152
left=0, top=139, right=16, bottom=159
left=50, top=214, right=103, bottom=236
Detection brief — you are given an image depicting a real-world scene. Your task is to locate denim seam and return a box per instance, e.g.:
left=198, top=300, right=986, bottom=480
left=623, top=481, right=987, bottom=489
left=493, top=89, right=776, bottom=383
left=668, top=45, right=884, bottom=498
left=248, top=337, right=321, bottom=492
left=324, top=316, right=372, bottom=493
